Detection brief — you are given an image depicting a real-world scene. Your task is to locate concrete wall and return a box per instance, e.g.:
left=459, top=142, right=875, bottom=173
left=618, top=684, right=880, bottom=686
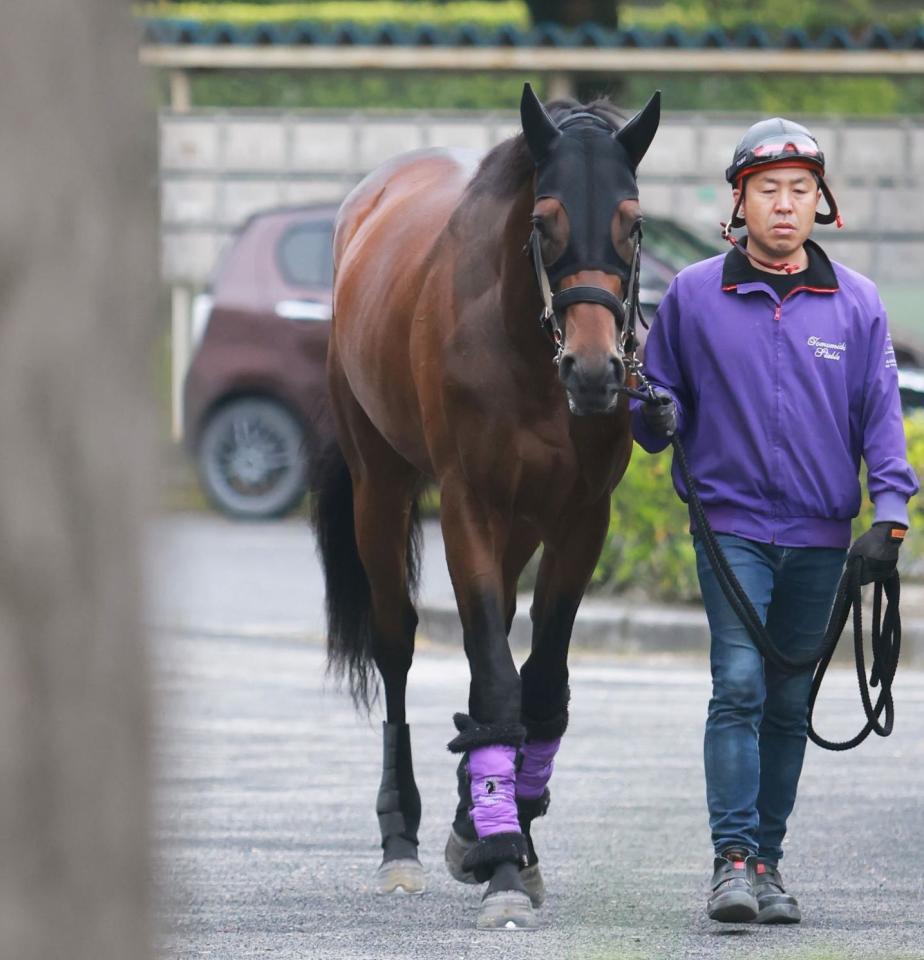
left=160, top=109, right=924, bottom=286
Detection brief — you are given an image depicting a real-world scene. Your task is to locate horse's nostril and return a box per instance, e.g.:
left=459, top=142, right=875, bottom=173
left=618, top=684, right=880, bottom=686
left=559, top=354, right=576, bottom=382
left=610, top=356, right=625, bottom=384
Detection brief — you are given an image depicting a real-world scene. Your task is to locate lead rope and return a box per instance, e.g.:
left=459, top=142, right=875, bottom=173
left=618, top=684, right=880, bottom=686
left=631, top=369, right=901, bottom=752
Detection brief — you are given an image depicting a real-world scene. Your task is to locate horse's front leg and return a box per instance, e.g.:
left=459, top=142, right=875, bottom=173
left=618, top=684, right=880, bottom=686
left=517, top=498, right=612, bottom=896
left=439, top=479, right=538, bottom=930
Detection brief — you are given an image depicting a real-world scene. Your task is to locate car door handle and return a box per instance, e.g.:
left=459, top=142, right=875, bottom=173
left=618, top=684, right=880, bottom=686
left=275, top=300, right=332, bottom=322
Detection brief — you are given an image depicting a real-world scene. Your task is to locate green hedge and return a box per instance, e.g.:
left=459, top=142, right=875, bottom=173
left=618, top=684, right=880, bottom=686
left=184, top=69, right=539, bottom=109
left=596, top=414, right=924, bottom=602
left=142, top=0, right=922, bottom=32
left=173, top=70, right=924, bottom=114
left=140, top=1, right=924, bottom=113
left=621, top=0, right=922, bottom=34
left=140, top=2, right=529, bottom=26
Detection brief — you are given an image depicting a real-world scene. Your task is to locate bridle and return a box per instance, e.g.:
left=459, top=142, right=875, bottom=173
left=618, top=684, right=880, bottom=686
left=527, top=217, right=649, bottom=392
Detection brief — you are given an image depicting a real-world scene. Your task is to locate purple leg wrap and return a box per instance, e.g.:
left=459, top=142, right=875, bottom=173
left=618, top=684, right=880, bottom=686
left=467, top=744, right=520, bottom=838
left=516, top=738, right=561, bottom=801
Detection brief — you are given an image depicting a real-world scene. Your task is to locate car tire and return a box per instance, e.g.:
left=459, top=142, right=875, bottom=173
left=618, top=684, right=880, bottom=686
left=196, top=396, right=308, bottom=520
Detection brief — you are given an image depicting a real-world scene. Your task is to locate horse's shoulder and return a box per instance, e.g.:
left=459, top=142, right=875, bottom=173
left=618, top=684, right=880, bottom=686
left=334, top=148, right=478, bottom=265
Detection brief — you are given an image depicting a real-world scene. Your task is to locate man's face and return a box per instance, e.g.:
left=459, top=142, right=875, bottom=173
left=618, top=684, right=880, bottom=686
left=733, top=166, right=820, bottom=261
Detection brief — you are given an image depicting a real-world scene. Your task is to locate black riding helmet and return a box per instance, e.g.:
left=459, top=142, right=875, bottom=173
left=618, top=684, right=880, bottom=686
left=723, top=117, right=842, bottom=232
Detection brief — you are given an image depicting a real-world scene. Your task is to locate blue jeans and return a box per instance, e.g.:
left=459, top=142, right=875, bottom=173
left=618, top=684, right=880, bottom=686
left=694, top=534, right=846, bottom=864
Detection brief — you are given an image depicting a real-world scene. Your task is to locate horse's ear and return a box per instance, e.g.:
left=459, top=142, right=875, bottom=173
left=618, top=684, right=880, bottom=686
left=520, top=82, right=560, bottom=165
left=614, top=90, right=661, bottom=171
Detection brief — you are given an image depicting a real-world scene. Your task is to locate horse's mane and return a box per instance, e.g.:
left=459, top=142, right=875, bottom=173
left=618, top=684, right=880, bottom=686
left=468, top=97, right=627, bottom=198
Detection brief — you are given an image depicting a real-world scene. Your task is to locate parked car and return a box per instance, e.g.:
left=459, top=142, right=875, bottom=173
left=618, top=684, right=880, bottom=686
left=183, top=204, right=338, bottom=518
left=898, top=367, right=924, bottom=413
left=182, top=204, right=722, bottom=519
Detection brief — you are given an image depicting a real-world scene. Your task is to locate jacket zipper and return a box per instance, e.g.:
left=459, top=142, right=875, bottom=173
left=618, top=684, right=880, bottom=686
left=771, top=297, right=782, bottom=539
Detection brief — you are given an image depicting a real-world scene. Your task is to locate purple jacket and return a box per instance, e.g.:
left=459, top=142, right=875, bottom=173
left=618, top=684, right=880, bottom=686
left=630, top=244, right=919, bottom=548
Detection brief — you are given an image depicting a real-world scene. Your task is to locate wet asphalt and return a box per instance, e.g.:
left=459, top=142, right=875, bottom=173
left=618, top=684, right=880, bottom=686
left=150, top=515, right=924, bottom=960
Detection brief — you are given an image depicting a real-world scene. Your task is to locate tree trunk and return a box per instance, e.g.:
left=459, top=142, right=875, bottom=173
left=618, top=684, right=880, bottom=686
left=526, top=0, right=619, bottom=29
left=0, top=4, right=157, bottom=960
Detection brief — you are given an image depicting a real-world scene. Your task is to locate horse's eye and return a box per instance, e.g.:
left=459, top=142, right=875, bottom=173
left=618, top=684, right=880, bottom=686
left=530, top=216, right=547, bottom=236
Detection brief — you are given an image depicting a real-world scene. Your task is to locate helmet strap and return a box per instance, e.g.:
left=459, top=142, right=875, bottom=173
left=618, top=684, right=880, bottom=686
left=721, top=192, right=745, bottom=238
left=720, top=228, right=804, bottom=275
left=815, top=174, right=844, bottom=228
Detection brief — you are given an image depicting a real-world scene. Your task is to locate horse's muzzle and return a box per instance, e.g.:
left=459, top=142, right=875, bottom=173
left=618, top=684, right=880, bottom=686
left=558, top=351, right=626, bottom=415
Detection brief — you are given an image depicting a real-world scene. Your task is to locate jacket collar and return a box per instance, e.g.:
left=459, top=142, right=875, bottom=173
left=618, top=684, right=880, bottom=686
left=721, top=237, right=839, bottom=292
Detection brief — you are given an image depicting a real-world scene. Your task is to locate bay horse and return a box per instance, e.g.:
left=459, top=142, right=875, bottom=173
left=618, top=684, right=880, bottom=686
left=312, top=83, right=660, bottom=930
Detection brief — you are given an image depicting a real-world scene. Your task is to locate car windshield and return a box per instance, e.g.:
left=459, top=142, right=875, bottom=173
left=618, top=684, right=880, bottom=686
left=278, top=221, right=334, bottom=289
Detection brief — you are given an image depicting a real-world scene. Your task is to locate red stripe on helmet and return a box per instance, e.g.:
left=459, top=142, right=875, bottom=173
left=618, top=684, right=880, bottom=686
left=734, top=158, right=824, bottom=188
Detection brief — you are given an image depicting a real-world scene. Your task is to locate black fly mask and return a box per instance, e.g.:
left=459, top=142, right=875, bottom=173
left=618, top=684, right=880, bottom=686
left=521, top=84, right=661, bottom=363
left=533, top=113, right=641, bottom=286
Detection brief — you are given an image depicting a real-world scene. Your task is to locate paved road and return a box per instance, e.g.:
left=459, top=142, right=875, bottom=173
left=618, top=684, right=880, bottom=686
left=151, top=515, right=924, bottom=960
left=146, top=513, right=456, bottom=637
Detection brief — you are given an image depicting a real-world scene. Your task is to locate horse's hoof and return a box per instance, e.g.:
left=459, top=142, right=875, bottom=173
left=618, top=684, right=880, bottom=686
left=476, top=890, right=540, bottom=930
left=375, top=857, right=425, bottom=895
left=520, top=863, right=546, bottom=908
left=444, top=828, right=478, bottom=885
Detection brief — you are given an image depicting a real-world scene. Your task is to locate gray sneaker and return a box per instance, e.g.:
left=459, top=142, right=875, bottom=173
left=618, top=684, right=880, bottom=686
left=707, top=849, right=759, bottom=923
left=753, top=861, right=801, bottom=924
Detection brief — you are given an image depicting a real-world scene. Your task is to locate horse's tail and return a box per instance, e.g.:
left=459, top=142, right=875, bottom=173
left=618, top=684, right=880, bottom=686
left=309, top=439, right=422, bottom=711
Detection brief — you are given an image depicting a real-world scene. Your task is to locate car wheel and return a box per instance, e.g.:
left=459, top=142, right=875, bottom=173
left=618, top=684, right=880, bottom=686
left=197, top=397, right=308, bottom=519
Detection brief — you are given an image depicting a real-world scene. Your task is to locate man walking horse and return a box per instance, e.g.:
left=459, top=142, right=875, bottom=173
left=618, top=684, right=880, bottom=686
left=312, top=83, right=661, bottom=930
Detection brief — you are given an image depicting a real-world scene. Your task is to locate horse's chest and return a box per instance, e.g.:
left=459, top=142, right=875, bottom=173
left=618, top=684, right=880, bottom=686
left=516, top=423, right=627, bottom=514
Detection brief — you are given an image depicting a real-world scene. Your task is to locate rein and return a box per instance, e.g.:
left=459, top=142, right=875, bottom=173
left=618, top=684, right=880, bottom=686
left=528, top=222, right=647, bottom=370
left=631, top=366, right=902, bottom=753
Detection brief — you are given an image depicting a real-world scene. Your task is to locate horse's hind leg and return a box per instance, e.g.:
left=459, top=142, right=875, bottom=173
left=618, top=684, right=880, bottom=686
left=328, top=365, right=426, bottom=894
left=354, top=467, right=426, bottom=895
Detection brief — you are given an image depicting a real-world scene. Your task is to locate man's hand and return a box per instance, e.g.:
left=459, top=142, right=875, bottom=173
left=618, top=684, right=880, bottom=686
left=641, top=387, right=677, bottom=438
left=848, top=522, right=907, bottom=584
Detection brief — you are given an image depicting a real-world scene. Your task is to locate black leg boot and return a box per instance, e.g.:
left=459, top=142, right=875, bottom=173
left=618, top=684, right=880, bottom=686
left=375, top=721, right=424, bottom=894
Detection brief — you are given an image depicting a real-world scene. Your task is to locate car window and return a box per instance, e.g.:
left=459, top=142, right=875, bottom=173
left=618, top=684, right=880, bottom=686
left=278, top=221, right=334, bottom=289
left=643, top=217, right=720, bottom=272
left=639, top=255, right=674, bottom=302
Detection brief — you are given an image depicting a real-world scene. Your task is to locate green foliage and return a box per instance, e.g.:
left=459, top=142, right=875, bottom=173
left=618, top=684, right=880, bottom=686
left=621, top=0, right=922, bottom=34
left=187, top=69, right=538, bottom=108
left=140, top=2, right=530, bottom=27
left=142, top=0, right=923, bottom=32
left=180, top=68, right=917, bottom=114
left=596, top=440, right=700, bottom=602
left=620, top=74, right=904, bottom=117
left=594, top=415, right=924, bottom=602
left=140, top=0, right=924, bottom=114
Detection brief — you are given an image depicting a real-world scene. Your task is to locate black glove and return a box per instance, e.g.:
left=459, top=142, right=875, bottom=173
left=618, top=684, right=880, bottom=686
left=847, top=521, right=907, bottom=585
left=641, top=387, right=677, bottom=438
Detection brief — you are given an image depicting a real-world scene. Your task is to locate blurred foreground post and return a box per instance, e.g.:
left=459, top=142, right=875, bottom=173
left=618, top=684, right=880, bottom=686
left=0, top=4, right=158, bottom=960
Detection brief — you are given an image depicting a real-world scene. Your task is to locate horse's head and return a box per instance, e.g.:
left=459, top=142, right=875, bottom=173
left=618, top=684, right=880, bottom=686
left=521, top=83, right=660, bottom=416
